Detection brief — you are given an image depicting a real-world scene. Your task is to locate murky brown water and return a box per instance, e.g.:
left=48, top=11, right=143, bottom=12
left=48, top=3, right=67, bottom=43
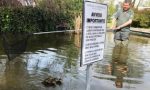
left=0, top=32, right=150, bottom=90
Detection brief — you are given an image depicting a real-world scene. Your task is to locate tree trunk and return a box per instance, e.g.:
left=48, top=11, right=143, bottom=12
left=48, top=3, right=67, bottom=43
left=136, top=0, right=141, bottom=9
left=132, top=0, right=136, bottom=7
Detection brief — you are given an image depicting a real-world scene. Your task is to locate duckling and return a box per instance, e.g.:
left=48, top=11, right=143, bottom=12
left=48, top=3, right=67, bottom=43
left=56, top=78, right=62, bottom=85
left=42, top=76, right=62, bottom=87
left=42, top=76, right=56, bottom=87
left=42, top=80, right=56, bottom=87
left=51, top=78, right=62, bottom=86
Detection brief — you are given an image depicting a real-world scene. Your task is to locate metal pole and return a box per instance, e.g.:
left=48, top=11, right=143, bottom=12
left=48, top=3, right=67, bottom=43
left=86, top=64, right=92, bottom=90
left=83, top=0, right=95, bottom=90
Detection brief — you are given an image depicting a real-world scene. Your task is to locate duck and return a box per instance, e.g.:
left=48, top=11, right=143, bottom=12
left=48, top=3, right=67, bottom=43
left=42, top=76, right=62, bottom=87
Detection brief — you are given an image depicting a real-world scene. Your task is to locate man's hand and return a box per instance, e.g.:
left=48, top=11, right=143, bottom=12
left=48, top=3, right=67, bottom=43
left=110, top=26, right=116, bottom=30
left=115, top=26, right=121, bottom=30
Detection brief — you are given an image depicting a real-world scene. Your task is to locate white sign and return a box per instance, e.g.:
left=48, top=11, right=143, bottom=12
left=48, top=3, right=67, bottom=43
left=81, top=1, right=107, bottom=66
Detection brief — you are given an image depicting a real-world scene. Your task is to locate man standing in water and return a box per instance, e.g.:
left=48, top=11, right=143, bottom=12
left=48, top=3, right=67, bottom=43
left=111, top=1, right=134, bottom=46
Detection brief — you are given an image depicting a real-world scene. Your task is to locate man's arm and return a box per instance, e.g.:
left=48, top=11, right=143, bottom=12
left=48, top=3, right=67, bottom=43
left=110, top=10, right=120, bottom=30
left=116, top=19, right=133, bottom=29
left=116, top=9, right=134, bottom=29
left=111, top=18, right=117, bottom=30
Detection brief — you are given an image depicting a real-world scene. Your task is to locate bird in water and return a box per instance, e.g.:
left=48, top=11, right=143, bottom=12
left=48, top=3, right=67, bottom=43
left=42, top=76, right=62, bottom=87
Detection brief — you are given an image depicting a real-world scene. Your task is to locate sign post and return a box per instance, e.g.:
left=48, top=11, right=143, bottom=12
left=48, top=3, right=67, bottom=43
left=86, top=63, right=92, bottom=90
left=81, top=1, right=107, bottom=90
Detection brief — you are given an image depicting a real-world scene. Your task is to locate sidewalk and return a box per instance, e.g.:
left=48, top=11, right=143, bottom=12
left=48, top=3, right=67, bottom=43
left=130, top=27, right=150, bottom=34
left=107, top=27, right=150, bottom=33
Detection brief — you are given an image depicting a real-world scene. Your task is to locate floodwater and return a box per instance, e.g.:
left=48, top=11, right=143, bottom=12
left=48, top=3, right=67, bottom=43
left=0, top=32, right=150, bottom=90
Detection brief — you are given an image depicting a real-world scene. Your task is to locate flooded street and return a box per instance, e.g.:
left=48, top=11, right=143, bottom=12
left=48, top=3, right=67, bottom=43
left=0, top=32, right=150, bottom=90
left=93, top=32, right=150, bottom=90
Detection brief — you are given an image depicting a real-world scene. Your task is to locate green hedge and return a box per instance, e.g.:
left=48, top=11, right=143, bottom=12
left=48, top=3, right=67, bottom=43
left=132, top=9, right=150, bottom=28
left=0, top=7, right=74, bottom=32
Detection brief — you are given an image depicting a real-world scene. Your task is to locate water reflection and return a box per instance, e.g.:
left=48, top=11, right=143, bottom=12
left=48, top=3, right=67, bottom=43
left=111, top=45, right=128, bottom=88
left=0, top=32, right=150, bottom=90
left=74, top=32, right=81, bottom=48
left=0, top=32, right=82, bottom=90
left=4, top=59, right=28, bottom=90
left=1, top=32, right=30, bottom=60
left=130, top=35, right=149, bottom=44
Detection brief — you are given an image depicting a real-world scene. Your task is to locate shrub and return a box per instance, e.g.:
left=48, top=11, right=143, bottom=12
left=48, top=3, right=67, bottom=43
left=132, top=9, right=150, bottom=28
left=0, top=6, right=74, bottom=32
